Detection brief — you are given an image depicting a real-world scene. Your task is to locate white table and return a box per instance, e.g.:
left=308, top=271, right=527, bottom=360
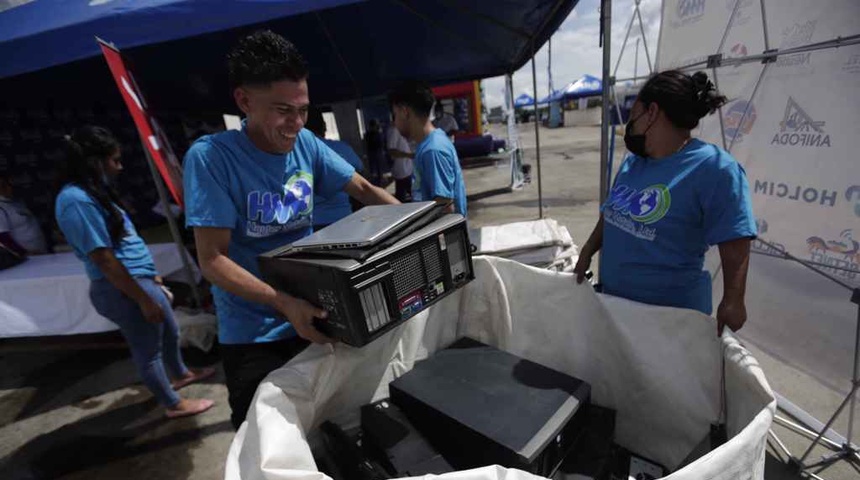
left=0, top=244, right=200, bottom=338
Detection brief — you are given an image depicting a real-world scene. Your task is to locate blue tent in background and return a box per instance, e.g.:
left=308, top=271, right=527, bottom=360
left=562, top=74, right=602, bottom=99
left=514, top=93, right=535, bottom=108
left=0, top=0, right=578, bottom=107
left=537, top=74, right=601, bottom=106
left=538, top=89, right=565, bottom=105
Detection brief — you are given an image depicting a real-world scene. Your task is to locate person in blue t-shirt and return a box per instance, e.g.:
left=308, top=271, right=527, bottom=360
left=574, top=71, right=757, bottom=336
left=183, top=31, right=399, bottom=429
left=389, top=81, right=467, bottom=216
left=55, top=126, right=214, bottom=419
left=304, top=107, right=365, bottom=229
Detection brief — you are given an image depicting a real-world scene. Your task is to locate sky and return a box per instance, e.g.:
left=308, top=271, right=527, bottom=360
left=482, top=0, right=663, bottom=109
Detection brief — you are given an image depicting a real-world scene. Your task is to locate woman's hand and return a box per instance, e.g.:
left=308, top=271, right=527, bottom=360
left=573, top=253, right=593, bottom=284
left=716, top=297, right=747, bottom=336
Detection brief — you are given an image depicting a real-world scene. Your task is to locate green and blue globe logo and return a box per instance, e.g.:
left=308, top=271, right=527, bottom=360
left=284, top=172, right=313, bottom=217
left=627, top=184, right=671, bottom=225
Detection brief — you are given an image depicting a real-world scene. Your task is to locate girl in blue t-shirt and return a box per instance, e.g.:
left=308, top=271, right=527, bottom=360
left=574, top=71, right=757, bottom=336
left=55, top=126, right=214, bottom=418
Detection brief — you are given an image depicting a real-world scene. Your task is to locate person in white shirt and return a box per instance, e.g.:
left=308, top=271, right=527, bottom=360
left=0, top=173, right=47, bottom=255
left=432, top=102, right=459, bottom=141
left=386, top=120, right=414, bottom=202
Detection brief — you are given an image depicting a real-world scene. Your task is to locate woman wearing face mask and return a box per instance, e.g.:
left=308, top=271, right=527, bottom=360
left=55, top=126, right=215, bottom=418
left=573, top=71, right=756, bottom=336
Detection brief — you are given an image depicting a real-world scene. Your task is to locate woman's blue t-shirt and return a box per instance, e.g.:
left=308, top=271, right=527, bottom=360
left=600, top=139, right=757, bottom=314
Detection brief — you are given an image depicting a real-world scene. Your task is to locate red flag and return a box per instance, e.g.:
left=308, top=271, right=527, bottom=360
left=98, top=38, right=184, bottom=208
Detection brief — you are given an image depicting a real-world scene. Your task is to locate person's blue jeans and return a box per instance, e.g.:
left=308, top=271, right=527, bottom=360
left=90, top=277, right=189, bottom=407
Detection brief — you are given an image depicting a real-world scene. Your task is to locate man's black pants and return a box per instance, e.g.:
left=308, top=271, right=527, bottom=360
left=220, top=336, right=310, bottom=430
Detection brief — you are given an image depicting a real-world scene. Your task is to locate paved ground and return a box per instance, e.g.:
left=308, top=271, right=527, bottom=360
left=0, top=122, right=856, bottom=479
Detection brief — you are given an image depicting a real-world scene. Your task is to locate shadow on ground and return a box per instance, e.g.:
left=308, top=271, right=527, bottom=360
left=0, top=390, right=231, bottom=480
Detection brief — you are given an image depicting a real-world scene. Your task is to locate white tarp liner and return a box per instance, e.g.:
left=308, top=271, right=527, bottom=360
left=470, top=219, right=579, bottom=271
left=226, top=257, right=775, bottom=480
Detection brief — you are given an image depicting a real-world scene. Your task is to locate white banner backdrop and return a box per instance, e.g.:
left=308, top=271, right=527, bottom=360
left=656, top=0, right=860, bottom=395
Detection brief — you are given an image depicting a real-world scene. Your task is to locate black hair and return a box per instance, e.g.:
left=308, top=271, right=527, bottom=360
left=638, top=70, right=727, bottom=129
left=227, top=30, right=309, bottom=89
left=388, top=81, right=436, bottom=119
left=304, top=107, right=326, bottom=137
left=58, top=126, right=126, bottom=244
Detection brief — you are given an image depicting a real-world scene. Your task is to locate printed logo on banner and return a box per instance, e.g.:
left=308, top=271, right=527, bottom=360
left=729, top=43, right=748, bottom=58
left=751, top=219, right=787, bottom=255
left=846, top=186, right=860, bottom=218
left=843, top=53, right=860, bottom=74
left=775, top=21, right=817, bottom=70
left=724, top=0, right=755, bottom=27
left=723, top=99, right=756, bottom=145
left=771, top=97, right=831, bottom=148
left=753, top=179, right=839, bottom=208
left=806, top=229, right=860, bottom=283
left=672, top=0, right=707, bottom=27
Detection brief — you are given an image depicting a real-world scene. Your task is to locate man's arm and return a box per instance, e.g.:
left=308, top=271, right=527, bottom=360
left=89, top=248, right=164, bottom=324
left=343, top=173, right=400, bottom=206
left=716, top=237, right=752, bottom=336
left=192, top=227, right=333, bottom=344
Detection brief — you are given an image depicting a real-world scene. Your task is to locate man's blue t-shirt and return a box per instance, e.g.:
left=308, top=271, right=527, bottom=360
left=55, top=185, right=157, bottom=281
left=600, top=139, right=756, bottom=315
left=313, top=139, right=363, bottom=227
left=412, top=129, right=467, bottom=216
left=183, top=127, right=355, bottom=344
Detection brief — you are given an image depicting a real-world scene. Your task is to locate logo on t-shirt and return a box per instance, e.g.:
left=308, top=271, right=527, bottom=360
left=603, top=184, right=672, bottom=241
left=245, top=172, right=314, bottom=237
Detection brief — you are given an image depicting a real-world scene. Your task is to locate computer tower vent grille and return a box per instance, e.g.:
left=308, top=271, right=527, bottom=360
left=392, top=251, right=425, bottom=298
left=422, top=243, right=442, bottom=282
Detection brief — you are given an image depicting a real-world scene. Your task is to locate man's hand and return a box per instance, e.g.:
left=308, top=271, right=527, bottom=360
left=573, top=252, right=593, bottom=284
left=139, top=296, right=165, bottom=324
left=716, top=297, right=747, bottom=337
left=272, top=291, right=334, bottom=344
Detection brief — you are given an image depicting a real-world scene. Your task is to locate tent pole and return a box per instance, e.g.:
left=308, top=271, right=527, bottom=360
left=504, top=73, right=523, bottom=190
left=613, top=7, right=636, bottom=78
left=759, top=0, right=771, bottom=50
left=634, top=0, right=653, bottom=73
left=599, top=0, right=612, bottom=206
left=711, top=67, right=729, bottom=151
left=718, top=0, right=743, bottom=54
left=531, top=46, right=543, bottom=219
left=140, top=145, right=202, bottom=309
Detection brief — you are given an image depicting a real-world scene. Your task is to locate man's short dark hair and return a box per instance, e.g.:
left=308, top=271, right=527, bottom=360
left=389, top=81, right=436, bottom=118
left=227, top=30, right=309, bottom=89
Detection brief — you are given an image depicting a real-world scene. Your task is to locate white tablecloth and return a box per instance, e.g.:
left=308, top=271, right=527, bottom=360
left=0, top=244, right=199, bottom=338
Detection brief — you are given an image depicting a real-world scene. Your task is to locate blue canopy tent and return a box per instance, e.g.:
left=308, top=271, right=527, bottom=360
left=562, top=74, right=602, bottom=99
left=537, top=89, right=564, bottom=105
left=0, top=0, right=578, bottom=108
left=513, top=93, right=535, bottom=108
left=0, top=0, right=577, bottom=294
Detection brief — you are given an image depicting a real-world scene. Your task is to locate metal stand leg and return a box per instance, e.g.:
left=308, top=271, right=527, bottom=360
left=790, top=290, right=860, bottom=474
